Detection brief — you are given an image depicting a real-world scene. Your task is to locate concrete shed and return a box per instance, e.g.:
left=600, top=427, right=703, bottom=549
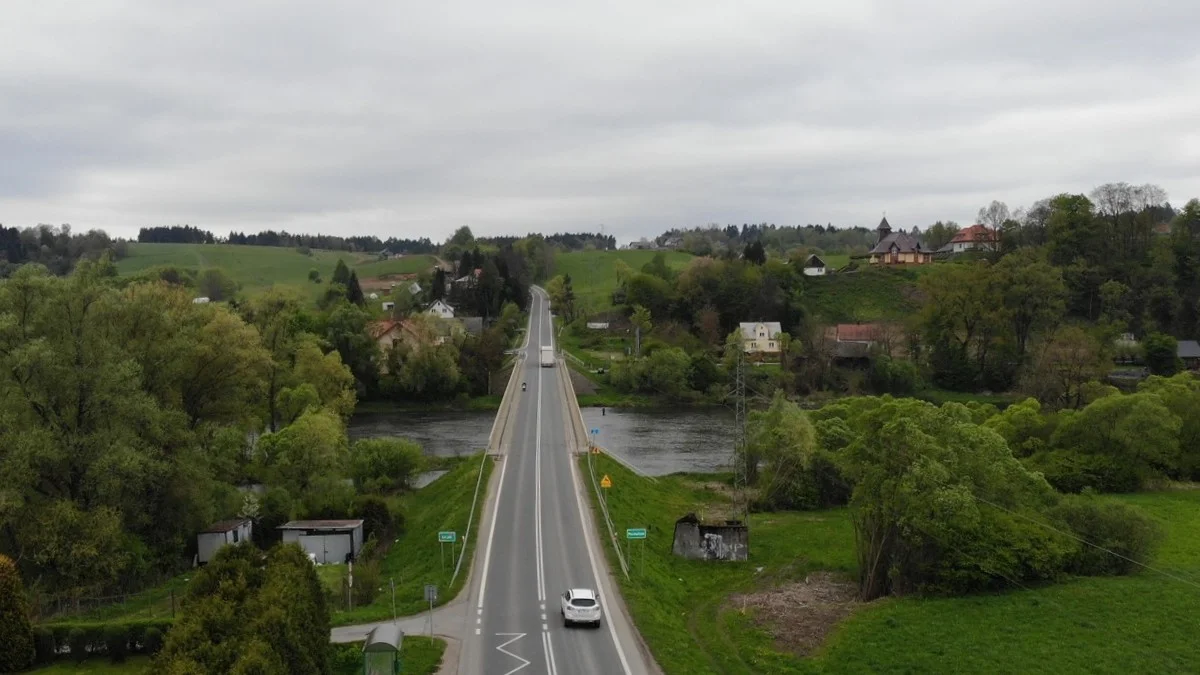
left=197, top=519, right=253, bottom=564
left=277, top=519, right=365, bottom=564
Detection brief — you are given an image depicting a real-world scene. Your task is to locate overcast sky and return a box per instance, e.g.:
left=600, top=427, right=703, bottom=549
left=2, top=1, right=1198, bottom=245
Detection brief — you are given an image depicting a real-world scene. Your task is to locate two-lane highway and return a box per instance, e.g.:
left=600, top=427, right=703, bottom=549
left=457, top=289, right=650, bottom=674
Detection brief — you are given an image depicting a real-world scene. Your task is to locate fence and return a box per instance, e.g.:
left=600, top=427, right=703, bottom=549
left=31, top=586, right=179, bottom=623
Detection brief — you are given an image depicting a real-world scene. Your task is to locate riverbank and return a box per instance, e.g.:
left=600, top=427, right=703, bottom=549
left=580, top=453, right=1200, bottom=674
left=353, top=395, right=501, bottom=414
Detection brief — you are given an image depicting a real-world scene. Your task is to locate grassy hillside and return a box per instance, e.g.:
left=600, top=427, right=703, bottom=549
left=582, top=453, right=1200, bottom=674
left=116, top=243, right=438, bottom=302
left=803, top=266, right=923, bottom=324
left=556, top=249, right=693, bottom=310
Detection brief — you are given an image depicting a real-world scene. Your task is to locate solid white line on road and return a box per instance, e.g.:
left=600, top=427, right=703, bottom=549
left=475, top=628, right=481, bottom=635
left=476, top=410, right=512, bottom=611
left=496, top=633, right=531, bottom=675
left=543, top=630, right=560, bottom=675
left=568, top=438, right=634, bottom=675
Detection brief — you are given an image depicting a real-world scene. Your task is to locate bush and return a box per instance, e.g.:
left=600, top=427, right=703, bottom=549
left=925, top=508, right=1076, bottom=595
left=1048, top=494, right=1163, bottom=576
left=104, top=624, right=130, bottom=663
left=0, top=553, right=36, bottom=672
left=351, top=559, right=381, bottom=606
left=1026, top=450, right=1141, bottom=493
left=351, top=438, right=425, bottom=493
left=867, top=355, right=921, bottom=395
left=142, top=626, right=164, bottom=655
left=67, top=627, right=88, bottom=663
left=354, top=496, right=394, bottom=542
left=33, top=627, right=56, bottom=665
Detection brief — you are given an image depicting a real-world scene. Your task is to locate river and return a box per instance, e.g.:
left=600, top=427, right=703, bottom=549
left=347, top=405, right=735, bottom=476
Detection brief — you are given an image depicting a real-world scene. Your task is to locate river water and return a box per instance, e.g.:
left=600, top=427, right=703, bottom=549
left=347, top=406, right=735, bottom=476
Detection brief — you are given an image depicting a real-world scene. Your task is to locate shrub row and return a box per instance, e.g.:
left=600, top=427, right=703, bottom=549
left=33, top=619, right=172, bottom=665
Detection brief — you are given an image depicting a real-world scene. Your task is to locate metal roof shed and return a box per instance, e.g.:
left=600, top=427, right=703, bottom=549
left=362, top=624, right=403, bottom=675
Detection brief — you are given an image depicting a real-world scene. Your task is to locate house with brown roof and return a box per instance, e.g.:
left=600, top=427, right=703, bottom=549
left=824, top=323, right=905, bottom=361
left=868, top=217, right=933, bottom=266
left=938, top=224, right=998, bottom=254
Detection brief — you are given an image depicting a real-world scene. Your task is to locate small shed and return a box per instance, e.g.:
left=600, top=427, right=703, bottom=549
left=1179, top=340, right=1200, bottom=370
left=277, top=519, right=364, bottom=564
left=197, top=519, right=252, bottom=564
left=803, top=254, right=827, bottom=276
left=362, top=623, right=403, bottom=675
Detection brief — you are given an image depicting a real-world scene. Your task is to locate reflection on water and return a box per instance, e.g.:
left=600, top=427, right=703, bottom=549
left=580, top=406, right=735, bottom=476
left=347, top=409, right=494, bottom=457
left=348, top=405, right=735, bottom=476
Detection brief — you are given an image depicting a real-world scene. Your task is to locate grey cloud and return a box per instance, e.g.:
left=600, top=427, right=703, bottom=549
left=1, top=1, right=1198, bottom=243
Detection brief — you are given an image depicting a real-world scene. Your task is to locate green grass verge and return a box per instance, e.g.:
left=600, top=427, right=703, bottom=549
left=803, top=267, right=920, bottom=324
left=22, top=657, right=152, bottom=674
left=37, top=574, right=192, bottom=623
left=352, top=394, right=502, bottom=414
left=582, top=453, right=1200, bottom=674
left=329, top=453, right=494, bottom=626
left=556, top=249, right=693, bottom=310
left=330, top=637, right=445, bottom=675
left=116, top=244, right=438, bottom=304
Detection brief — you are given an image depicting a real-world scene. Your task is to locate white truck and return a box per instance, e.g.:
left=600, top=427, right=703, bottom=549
left=540, top=345, right=555, bottom=368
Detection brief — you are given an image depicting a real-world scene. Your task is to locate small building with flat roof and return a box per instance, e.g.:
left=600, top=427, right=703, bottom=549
left=277, top=519, right=365, bottom=564
left=197, top=519, right=252, bottom=564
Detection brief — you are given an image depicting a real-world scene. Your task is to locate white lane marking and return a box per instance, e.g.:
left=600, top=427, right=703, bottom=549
left=541, top=613, right=546, bottom=621
left=476, top=387, right=514, bottom=611
left=496, top=633, right=531, bottom=675
left=475, top=628, right=481, bottom=635
left=568, top=435, right=634, bottom=674
left=542, top=630, right=560, bottom=675
left=534, top=304, right=547, bottom=603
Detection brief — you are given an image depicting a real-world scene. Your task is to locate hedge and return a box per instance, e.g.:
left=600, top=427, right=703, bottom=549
left=33, top=618, right=174, bottom=665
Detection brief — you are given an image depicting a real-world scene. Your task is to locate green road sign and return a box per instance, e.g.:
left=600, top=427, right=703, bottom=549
left=438, top=531, right=457, bottom=543
left=626, top=528, right=647, bottom=540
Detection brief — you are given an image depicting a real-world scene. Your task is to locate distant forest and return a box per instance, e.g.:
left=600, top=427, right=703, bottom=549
left=136, top=225, right=615, bottom=254
left=0, top=223, right=126, bottom=277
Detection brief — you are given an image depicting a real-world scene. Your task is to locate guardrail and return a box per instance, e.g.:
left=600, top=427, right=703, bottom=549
left=557, top=357, right=630, bottom=579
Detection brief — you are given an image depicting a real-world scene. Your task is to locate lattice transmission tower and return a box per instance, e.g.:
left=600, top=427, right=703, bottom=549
left=731, top=347, right=750, bottom=527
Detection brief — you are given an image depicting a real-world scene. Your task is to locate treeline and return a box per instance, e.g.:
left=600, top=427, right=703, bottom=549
left=0, top=224, right=126, bottom=277
left=136, top=225, right=216, bottom=244
left=227, top=230, right=438, bottom=254
left=0, top=255, right=441, bottom=603
left=656, top=223, right=878, bottom=257
left=747, top=391, right=1163, bottom=602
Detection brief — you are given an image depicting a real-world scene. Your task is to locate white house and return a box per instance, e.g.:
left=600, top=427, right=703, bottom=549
left=739, top=322, right=784, bottom=354
left=382, top=301, right=395, bottom=311
left=197, top=519, right=252, bottom=564
left=802, top=254, right=827, bottom=276
left=427, top=300, right=455, bottom=319
left=277, top=519, right=365, bottom=564
left=938, top=224, right=999, bottom=254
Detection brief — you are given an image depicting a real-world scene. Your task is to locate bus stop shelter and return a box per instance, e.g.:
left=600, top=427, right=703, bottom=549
left=363, top=624, right=403, bottom=674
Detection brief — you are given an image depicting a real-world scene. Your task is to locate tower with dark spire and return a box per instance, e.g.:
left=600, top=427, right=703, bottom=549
left=876, top=215, right=892, bottom=244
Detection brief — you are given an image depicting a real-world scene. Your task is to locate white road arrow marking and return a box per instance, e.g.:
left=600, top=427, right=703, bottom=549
left=495, top=633, right=531, bottom=675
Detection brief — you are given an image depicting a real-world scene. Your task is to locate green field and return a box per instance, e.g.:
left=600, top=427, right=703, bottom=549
left=582, top=453, right=1200, bottom=674
left=555, top=249, right=693, bottom=310
left=328, top=453, right=494, bottom=626
left=115, top=243, right=438, bottom=302
left=803, top=266, right=922, bottom=323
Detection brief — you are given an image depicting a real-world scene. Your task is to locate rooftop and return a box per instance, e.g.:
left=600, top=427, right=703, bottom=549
left=202, top=519, right=250, bottom=533
left=1178, top=340, right=1200, bottom=359
left=277, top=519, right=364, bottom=530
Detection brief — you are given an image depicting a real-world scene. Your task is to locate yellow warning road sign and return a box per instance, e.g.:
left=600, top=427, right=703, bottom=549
left=590, top=445, right=601, bottom=455
left=600, top=475, right=612, bottom=489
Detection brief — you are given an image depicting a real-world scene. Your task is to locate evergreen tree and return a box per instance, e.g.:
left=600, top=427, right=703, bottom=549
left=331, top=259, right=351, bottom=287
left=346, top=271, right=365, bottom=306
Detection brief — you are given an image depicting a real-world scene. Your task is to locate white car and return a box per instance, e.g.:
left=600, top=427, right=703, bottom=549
left=560, top=588, right=602, bottom=628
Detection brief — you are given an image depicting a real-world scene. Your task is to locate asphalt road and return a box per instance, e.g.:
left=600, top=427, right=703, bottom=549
left=455, top=288, right=651, bottom=675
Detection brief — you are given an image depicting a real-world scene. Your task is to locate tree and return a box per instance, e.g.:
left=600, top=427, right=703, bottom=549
left=743, top=241, right=767, bottom=265
left=977, top=200, right=1011, bottom=231
left=279, top=337, right=356, bottom=423
left=331, top=259, right=351, bottom=288
left=197, top=268, right=239, bottom=302
left=307, top=268, right=320, bottom=283
left=1019, top=325, right=1111, bottom=410
left=345, top=271, right=365, bottom=306
left=992, top=248, right=1067, bottom=360
left=176, top=306, right=272, bottom=428
left=746, top=392, right=848, bottom=509
left=923, top=221, right=960, bottom=252
left=625, top=273, right=673, bottom=321
left=257, top=408, right=348, bottom=495
left=350, top=438, right=424, bottom=493
left=156, top=543, right=328, bottom=674
left=0, top=554, right=35, bottom=673
left=322, top=301, right=378, bottom=393
left=838, top=398, right=1070, bottom=600
left=1143, top=332, right=1180, bottom=376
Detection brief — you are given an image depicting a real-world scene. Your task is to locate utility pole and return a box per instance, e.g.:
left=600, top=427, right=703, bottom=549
left=733, top=348, right=749, bottom=527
